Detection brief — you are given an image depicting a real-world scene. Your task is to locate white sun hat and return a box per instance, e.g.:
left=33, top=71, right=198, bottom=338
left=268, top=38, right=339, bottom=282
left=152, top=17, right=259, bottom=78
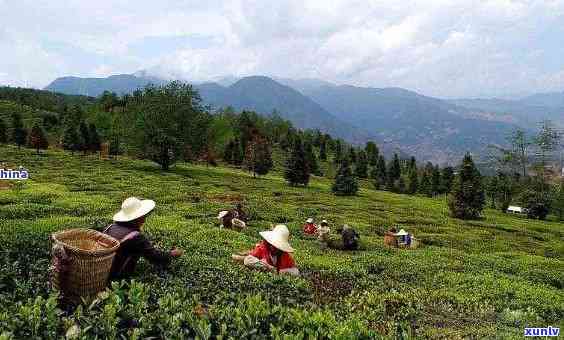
left=218, top=210, right=229, bottom=220
left=321, top=220, right=328, bottom=225
left=394, top=229, right=408, bottom=236
left=306, top=218, right=314, bottom=223
left=259, top=224, right=294, bottom=253
left=113, top=197, right=156, bottom=222
left=232, top=218, right=247, bottom=229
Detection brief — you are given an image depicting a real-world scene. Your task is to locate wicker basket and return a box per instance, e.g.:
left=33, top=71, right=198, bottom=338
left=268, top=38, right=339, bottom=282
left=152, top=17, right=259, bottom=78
left=51, top=228, right=120, bottom=303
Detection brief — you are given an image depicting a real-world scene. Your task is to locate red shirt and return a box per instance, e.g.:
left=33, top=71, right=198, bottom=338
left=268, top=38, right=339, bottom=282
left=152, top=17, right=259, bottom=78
left=250, top=240, right=296, bottom=272
left=303, top=223, right=317, bottom=235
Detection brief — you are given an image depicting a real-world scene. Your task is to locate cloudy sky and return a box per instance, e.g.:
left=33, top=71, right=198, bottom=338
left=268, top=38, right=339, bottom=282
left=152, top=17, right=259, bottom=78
left=1, top=0, right=564, bottom=98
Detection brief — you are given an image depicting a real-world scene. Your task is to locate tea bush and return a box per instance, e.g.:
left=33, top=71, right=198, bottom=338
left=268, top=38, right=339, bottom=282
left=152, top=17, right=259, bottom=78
left=0, top=145, right=562, bottom=338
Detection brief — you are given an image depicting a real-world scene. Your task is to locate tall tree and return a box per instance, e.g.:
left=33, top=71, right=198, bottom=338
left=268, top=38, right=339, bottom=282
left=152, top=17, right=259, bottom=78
left=28, top=123, right=49, bottom=154
left=496, top=172, right=513, bottom=213
left=365, top=141, right=379, bottom=166
left=388, top=153, right=401, bottom=182
left=431, top=165, right=441, bottom=196
left=448, top=153, right=485, bottom=219
left=245, top=134, right=273, bottom=177
left=284, top=137, right=310, bottom=186
left=88, top=123, right=101, bottom=153
left=552, top=179, right=564, bottom=221
left=408, top=156, right=417, bottom=171
left=348, top=147, right=357, bottom=164
left=355, top=150, right=368, bottom=178
left=407, top=169, right=418, bottom=194
left=419, top=168, right=432, bottom=197
left=319, top=138, right=327, bottom=161
left=510, top=129, right=531, bottom=178
left=11, top=112, right=27, bottom=148
left=0, top=118, right=7, bottom=144
left=332, top=160, right=358, bottom=196
left=304, top=140, right=321, bottom=176
left=440, top=166, right=455, bottom=194
left=371, top=155, right=387, bottom=190
left=79, top=121, right=90, bottom=154
left=486, top=175, right=499, bottom=209
left=62, top=125, right=80, bottom=155
left=534, top=120, right=561, bottom=186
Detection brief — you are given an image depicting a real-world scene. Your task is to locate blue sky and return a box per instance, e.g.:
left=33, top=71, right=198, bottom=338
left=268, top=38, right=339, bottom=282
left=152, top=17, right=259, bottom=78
left=1, top=0, right=564, bottom=98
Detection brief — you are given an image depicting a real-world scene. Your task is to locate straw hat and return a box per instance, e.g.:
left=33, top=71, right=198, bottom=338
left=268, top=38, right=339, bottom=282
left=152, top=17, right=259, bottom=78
left=218, top=210, right=229, bottom=220
left=113, top=197, right=155, bottom=222
left=259, top=224, right=294, bottom=253
left=320, top=220, right=328, bottom=225
left=306, top=218, right=314, bottom=223
left=232, top=218, right=246, bottom=229
left=394, top=229, right=408, bottom=236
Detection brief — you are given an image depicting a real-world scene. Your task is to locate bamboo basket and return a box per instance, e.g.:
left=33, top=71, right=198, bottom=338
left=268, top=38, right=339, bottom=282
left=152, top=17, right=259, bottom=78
left=51, top=228, right=120, bottom=303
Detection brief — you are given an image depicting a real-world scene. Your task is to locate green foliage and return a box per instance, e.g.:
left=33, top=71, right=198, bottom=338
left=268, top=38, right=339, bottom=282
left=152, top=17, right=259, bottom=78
left=448, top=153, right=485, bottom=219
left=88, top=123, right=101, bottom=152
left=304, top=140, right=321, bottom=176
left=11, top=112, right=27, bottom=148
left=365, top=141, right=379, bottom=166
left=284, top=136, right=310, bottom=186
left=318, top=138, right=327, bottom=161
left=407, top=169, right=418, bottom=194
left=388, top=153, right=401, bottom=182
left=78, top=121, right=90, bottom=154
left=28, top=123, right=49, bottom=154
left=62, top=125, right=80, bottom=154
left=371, top=155, right=387, bottom=190
left=244, top=134, right=273, bottom=177
left=552, top=180, right=564, bottom=221
left=332, top=160, right=358, bottom=196
left=440, top=166, right=455, bottom=194
left=354, top=150, right=368, bottom=179
left=418, top=166, right=432, bottom=197
left=518, top=189, right=551, bottom=220
left=0, top=118, right=7, bottom=144
left=496, top=173, right=513, bottom=213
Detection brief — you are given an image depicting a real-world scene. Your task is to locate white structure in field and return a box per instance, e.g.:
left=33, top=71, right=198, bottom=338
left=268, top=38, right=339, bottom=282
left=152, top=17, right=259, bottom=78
left=507, top=206, right=526, bottom=214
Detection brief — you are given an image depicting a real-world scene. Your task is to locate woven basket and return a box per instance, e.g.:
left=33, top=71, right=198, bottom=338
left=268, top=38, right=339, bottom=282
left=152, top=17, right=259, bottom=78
left=51, top=228, right=120, bottom=303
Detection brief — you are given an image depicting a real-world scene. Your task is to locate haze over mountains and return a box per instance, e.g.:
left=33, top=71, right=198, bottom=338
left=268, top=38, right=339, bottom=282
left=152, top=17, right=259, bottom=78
left=45, top=73, right=564, bottom=164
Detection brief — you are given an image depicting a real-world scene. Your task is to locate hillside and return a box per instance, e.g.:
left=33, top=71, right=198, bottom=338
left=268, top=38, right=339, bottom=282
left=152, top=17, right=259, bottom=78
left=1, top=145, right=562, bottom=338
left=44, top=74, right=165, bottom=97
left=303, top=85, right=520, bottom=164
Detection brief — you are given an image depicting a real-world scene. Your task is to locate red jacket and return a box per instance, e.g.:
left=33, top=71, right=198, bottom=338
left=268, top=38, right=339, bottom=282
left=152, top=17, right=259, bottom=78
left=303, top=223, right=317, bottom=235
left=250, top=240, right=296, bottom=272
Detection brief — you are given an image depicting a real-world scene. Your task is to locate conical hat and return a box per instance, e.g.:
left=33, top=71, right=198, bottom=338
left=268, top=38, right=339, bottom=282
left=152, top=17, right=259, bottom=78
left=259, top=224, right=294, bottom=253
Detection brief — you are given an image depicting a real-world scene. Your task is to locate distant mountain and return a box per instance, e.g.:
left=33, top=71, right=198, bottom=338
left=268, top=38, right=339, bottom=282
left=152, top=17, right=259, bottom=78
left=449, top=96, right=564, bottom=127
left=302, top=84, right=521, bottom=164
left=45, top=74, right=164, bottom=97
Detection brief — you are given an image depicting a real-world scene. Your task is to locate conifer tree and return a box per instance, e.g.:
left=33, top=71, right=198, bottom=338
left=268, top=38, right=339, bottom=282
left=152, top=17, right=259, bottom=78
left=496, top=173, right=513, bottom=213
left=11, top=112, right=27, bottom=148
left=552, top=179, right=564, bottom=221
left=304, top=140, right=321, bottom=176
left=419, top=169, right=432, bottom=197
left=348, top=146, right=357, bottom=163
left=354, top=150, right=368, bottom=178
left=319, top=138, right=327, bottom=161
left=332, top=160, right=358, bottom=196
left=29, top=123, right=49, bottom=154
left=333, top=140, right=343, bottom=163
left=0, top=118, right=7, bottom=144
left=245, top=134, right=273, bottom=177
left=62, top=125, right=80, bottom=155
left=109, top=134, right=121, bottom=158
left=431, top=165, right=441, bottom=196
left=371, top=155, right=387, bottom=190
left=388, top=153, right=401, bottom=182
left=448, top=153, right=485, bottom=219
left=407, top=169, right=418, bottom=194
left=79, top=121, right=90, bottom=154
left=408, top=156, right=417, bottom=171
left=397, top=176, right=406, bottom=193
left=284, top=137, right=310, bottom=186
left=232, top=138, right=244, bottom=165
left=440, top=166, right=455, bottom=194
left=223, top=140, right=235, bottom=163
left=88, top=123, right=101, bottom=153
left=365, top=141, right=379, bottom=166
left=486, top=175, right=499, bottom=208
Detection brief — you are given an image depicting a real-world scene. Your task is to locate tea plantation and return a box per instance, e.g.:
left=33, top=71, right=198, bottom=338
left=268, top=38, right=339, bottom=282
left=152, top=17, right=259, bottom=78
left=0, top=145, right=562, bottom=339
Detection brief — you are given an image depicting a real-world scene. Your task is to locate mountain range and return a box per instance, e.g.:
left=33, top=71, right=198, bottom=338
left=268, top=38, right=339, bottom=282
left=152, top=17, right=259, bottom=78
left=45, top=73, right=564, bottom=164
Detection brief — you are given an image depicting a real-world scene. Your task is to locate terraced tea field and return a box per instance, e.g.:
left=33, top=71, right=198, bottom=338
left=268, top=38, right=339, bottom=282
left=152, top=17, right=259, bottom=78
left=0, top=145, right=562, bottom=339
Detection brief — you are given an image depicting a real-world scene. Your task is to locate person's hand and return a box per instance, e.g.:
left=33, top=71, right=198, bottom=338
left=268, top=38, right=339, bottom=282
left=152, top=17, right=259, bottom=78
left=170, top=248, right=184, bottom=257
left=260, top=261, right=276, bottom=272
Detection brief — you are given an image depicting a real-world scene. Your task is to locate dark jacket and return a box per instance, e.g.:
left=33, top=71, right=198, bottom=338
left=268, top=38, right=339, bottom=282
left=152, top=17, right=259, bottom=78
left=104, top=223, right=171, bottom=279
left=342, top=228, right=360, bottom=250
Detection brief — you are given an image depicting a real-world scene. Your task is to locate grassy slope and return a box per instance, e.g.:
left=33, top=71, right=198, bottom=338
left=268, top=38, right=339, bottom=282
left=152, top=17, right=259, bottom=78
left=0, top=145, right=562, bottom=338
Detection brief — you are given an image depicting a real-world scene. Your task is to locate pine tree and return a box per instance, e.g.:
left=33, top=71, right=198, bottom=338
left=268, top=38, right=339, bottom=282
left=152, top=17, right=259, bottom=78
left=0, top=118, right=7, bottom=144
left=348, top=147, right=357, bottom=163
left=109, top=133, right=120, bottom=158
left=372, top=155, right=387, bottom=190
left=11, top=113, right=27, bottom=148
left=284, top=137, right=310, bottom=186
left=408, top=156, right=417, bottom=171
left=365, top=141, right=379, bottom=166
left=232, top=138, right=244, bottom=165
left=407, top=169, right=418, bottom=194
left=62, top=125, right=80, bottom=155
left=397, top=176, right=406, bottom=193
left=419, top=169, right=432, bottom=197
left=431, top=165, right=441, bottom=196
left=223, top=140, right=235, bottom=163
left=319, top=138, right=327, bottom=161
left=496, top=173, right=513, bottom=213
left=440, top=166, right=455, bottom=194
left=448, top=153, right=485, bottom=219
left=354, top=150, right=368, bottom=178
left=388, top=153, right=401, bottom=182
left=304, top=140, right=321, bottom=176
left=79, top=121, right=90, bottom=154
left=88, top=123, right=101, bottom=153
left=245, top=134, right=273, bottom=177
left=332, top=160, right=358, bottom=196
left=333, top=140, right=343, bottom=163
left=486, top=175, right=499, bottom=208
left=29, top=123, right=49, bottom=154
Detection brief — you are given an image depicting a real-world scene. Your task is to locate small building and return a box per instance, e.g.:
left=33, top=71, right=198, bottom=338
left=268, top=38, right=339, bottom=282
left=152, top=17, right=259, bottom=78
left=507, top=206, right=526, bottom=214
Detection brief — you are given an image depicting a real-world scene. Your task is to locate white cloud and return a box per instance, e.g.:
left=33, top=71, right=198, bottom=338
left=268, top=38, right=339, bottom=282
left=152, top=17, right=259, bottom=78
left=1, top=0, right=564, bottom=97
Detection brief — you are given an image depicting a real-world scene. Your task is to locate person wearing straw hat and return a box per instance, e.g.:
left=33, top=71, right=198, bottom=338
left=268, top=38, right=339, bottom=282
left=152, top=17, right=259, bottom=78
left=303, top=218, right=317, bottom=235
left=235, top=224, right=299, bottom=276
left=394, top=228, right=411, bottom=247
left=104, top=197, right=183, bottom=279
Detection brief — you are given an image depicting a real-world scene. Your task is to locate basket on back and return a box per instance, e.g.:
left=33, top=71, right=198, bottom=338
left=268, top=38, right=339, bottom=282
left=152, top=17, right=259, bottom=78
left=51, top=228, right=120, bottom=303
